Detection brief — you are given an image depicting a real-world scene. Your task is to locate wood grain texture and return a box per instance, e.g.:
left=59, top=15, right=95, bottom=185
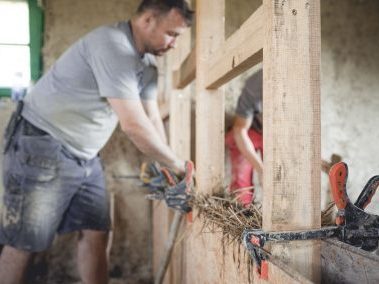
left=206, top=6, right=264, bottom=89
left=173, top=4, right=264, bottom=91
left=168, top=27, right=192, bottom=284
left=173, top=48, right=196, bottom=89
left=173, top=6, right=263, bottom=90
left=194, top=0, right=225, bottom=196
left=262, top=0, right=321, bottom=281
left=185, top=215, right=312, bottom=284
left=185, top=0, right=226, bottom=283
left=153, top=31, right=192, bottom=283
left=152, top=201, right=171, bottom=284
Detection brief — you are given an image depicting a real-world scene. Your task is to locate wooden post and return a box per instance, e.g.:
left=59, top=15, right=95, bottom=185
left=169, top=30, right=192, bottom=160
left=195, top=0, right=225, bottom=195
left=185, top=1, right=226, bottom=283
left=153, top=25, right=192, bottom=283
left=153, top=49, right=175, bottom=284
left=167, top=27, right=192, bottom=284
left=262, top=0, right=321, bottom=281
left=152, top=201, right=171, bottom=284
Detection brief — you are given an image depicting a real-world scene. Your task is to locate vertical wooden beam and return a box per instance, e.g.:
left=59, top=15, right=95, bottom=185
left=169, top=29, right=192, bottom=159
left=168, top=28, right=192, bottom=284
left=185, top=1, right=225, bottom=283
left=152, top=202, right=171, bottom=284
left=195, top=0, right=225, bottom=195
left=262, top=0, right=321, bottom=281
left=152, top=55, right=172, bottom=284
left=153, top=52, right=175, bottom=284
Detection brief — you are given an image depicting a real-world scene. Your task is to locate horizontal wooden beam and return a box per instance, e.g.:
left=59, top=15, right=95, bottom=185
left=172, top=5, right=263, bottom=90
left=206, top=5, right=263, bottom=89
left=173, top=48, right=196, bottom=89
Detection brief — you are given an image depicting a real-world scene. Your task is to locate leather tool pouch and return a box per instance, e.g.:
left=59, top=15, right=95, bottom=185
left=3, top=101, right=24, bottom=154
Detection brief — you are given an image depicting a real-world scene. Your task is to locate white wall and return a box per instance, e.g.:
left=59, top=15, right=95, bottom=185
left=321, top=0, right=379, bottom=214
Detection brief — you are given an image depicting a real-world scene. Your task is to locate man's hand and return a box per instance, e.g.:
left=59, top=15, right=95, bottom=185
left=142, top=161, right=195, bottom=213
left=140, top=162, right=168, bottom=200
left=162, top=161, right=194, bottom=213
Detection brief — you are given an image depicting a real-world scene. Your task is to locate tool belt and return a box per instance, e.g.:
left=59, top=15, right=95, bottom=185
left=3, top=101, right=24, bottom=154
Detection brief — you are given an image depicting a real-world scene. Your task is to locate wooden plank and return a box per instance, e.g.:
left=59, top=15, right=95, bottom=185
left=153, top=29, right=193, bottom=283
left=168, top=27, right=192, bottom=284
left=152, top=201, right=171, bottom=284
left=153, top=47, right=175, bottom=284
left=205, top=6, right=263, bottom=89
left=186, top=216, right=313, bottom=284
left=194, top=0, right=225, bottom=195
left=184, top=0, right=226, bottom=283
left=173, top=48, right=196, bottom=89
left=169, top=29, right=192, bottom=159
left=262, top=0, right=321, bottom=281
left=173, top=6, right=263, bottom=90
left=168, top=84, right=191, bottom=155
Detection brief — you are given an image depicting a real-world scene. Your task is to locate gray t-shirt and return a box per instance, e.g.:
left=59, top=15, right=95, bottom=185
left=23, top=21, right=157, bottom=160
left=235, top=69, right=263, bottom=132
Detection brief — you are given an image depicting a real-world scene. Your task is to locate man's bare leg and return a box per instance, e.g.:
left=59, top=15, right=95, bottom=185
left=0, top=245, right=32, bottom=284
left=77, top=230, right=108, bottom=284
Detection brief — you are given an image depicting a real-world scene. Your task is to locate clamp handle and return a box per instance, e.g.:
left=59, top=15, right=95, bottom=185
left=329, top=162, right=350, bottom=225
left=354, top=175, right=379, bottom=210
left=161, top=161, right=194, bottom=191
left=161, top=168, right=177, bottom=186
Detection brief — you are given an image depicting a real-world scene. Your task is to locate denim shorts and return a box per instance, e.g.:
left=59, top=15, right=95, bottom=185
left=0, top=117, right=110, bottom=252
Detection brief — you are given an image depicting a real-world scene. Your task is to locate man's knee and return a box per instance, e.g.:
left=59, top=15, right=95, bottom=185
left=0, top=245, right=32, bottom=262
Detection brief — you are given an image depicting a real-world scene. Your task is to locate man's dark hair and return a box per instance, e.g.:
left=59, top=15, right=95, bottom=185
left=137, top=0, right=194, bottom=26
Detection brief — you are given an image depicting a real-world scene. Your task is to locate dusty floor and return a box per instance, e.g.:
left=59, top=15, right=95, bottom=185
left=20, top=233, right=152, bottom=284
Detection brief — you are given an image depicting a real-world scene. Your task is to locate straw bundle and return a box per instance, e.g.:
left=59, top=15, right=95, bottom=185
left=191, top=192, right=336, bottom=245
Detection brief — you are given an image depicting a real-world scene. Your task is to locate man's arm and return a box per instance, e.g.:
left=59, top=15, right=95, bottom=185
left=108, top=97, right=184, bottom=174
left=142, top=100, right=167, bottom=144
left=233, top=115, right=263, bottom=183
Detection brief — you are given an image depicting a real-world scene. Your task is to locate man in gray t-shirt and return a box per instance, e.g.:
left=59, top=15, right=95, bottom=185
left=226, top=69, right=263, bottom=207
left=22, top=21, right=159, bottom=160
left=0, top=1, right=193, bottom=283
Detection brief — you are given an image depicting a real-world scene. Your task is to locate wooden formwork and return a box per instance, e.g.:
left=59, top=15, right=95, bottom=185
left=154, top=0, right=322, bottom=283
left=153, top=24, right=192, bottom=284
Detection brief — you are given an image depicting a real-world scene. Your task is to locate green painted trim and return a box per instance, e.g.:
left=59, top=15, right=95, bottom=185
left=28, top=0, right=44, bottom=82
left=0, top=88, right=11, bottom=97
